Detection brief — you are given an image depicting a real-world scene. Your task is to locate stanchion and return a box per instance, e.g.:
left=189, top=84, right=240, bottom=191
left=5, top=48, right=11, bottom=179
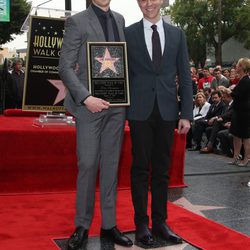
left=33, top=112, right=75, bottom=127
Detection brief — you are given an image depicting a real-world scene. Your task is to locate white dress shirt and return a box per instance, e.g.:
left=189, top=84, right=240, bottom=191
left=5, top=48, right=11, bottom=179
left=193, top=102, right=211, bottom=121
left=143, top=18, right=165, bottom=59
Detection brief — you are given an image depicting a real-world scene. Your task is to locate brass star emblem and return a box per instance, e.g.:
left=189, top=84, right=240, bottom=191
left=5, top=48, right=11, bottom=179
left=95, top=48, right=119, bottom=74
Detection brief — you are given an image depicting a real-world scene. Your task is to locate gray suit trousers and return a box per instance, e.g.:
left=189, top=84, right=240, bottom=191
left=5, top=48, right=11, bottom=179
left=74, top=107, right=125, bottom=229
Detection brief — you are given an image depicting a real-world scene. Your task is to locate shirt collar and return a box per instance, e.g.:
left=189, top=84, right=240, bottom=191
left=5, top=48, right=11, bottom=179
left=143, top=17, right=163, bottom=30
left=215, top=101, right=221, bottom=107
left=91, top=3, right=111, bottom=17
left=12, top=70, right=23, bottom=75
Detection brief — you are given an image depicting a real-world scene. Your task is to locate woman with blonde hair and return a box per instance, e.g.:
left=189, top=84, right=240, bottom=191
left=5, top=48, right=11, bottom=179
left=228, top=58, right=250, bottom=166
left=187, top=92, right=211, bottom=149
left=193, top=92, right=211, bottom=121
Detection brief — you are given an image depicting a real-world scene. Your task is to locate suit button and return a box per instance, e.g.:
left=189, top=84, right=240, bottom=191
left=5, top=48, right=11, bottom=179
left=152, top=88, right=155, bottom=91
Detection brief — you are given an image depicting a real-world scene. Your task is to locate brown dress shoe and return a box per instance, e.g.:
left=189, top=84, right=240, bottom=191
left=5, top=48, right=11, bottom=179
left=200, top=146, right=213, bottom=154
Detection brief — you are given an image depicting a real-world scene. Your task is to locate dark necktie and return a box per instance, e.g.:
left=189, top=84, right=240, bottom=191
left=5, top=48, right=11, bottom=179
left=105, top=12, right=115, bottom=41
left=151, top=24, right=162, bottom=69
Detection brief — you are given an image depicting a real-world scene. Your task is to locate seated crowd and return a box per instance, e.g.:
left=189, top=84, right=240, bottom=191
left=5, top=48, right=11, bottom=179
left=187, top=60, right=250, bottom=167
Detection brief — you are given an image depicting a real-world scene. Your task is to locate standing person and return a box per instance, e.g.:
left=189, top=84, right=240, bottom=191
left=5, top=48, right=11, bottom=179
left=211, top=68, right=230, bottom=90
left=228, top=58, right=250, bottom=166
left=198, top=67, right=214, bottom=90
left=222, top=68, right=230, bottom=80
left=7, top=59, right=25, bottom=109
left=59, top=1, right=133, bottom=249
left=125, top=0, right=193, bottom=246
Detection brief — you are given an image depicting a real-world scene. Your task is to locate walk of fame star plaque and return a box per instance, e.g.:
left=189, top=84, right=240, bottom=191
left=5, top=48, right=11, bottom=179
left=87, top=42, right=130, bottom=106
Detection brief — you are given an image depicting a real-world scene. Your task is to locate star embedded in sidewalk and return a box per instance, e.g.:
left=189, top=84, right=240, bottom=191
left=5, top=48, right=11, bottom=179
left=173, top=197, right=226, bottom=217
left=115, top=242, right=189, bottom=250
left=95, top=48, right=119, bottom=74
left=48, top=79, right=66, bottom=105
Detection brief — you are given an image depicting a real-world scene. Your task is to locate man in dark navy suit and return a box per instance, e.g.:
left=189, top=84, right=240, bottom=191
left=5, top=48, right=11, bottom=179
left=125, top=0, right=193, bottom=246
left=200, top=88, right=233, bottom=153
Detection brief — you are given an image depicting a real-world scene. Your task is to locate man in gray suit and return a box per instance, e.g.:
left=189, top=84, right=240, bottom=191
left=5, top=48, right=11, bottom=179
left=59, top=1, right=133, bottom=249
left=125, top=0, right=193, bottom=246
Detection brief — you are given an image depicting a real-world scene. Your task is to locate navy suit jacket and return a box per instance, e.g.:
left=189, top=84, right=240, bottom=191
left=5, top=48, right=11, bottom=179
left=125, top=20, right=193, bottom=121
left=205, top=101, right=225, bottom=120
left=220, top=102, right=233, bottom=123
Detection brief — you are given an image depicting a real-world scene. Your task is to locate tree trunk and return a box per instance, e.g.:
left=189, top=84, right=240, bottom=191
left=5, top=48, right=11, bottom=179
left=217, top=0, right=222, bottom=65
left=214, top=42, right=222, bottom=66
left=216, top=44, right=222, bottom=66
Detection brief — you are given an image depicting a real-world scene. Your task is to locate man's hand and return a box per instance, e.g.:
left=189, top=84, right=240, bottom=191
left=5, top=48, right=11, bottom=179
left=83, top=96, right=110, bottom=113
left=178, top=119, right=191, bottom=134
left=223, top=122, right=231, bottom=129
left=208, top=116, right=217, bottom=125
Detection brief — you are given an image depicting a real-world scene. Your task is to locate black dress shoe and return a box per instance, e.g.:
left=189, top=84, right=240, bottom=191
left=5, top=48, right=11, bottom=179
left=152, top=223, right=182, bottom=243
left=100, top=226, right=133, bottom=247
left=135, top=224, right=154, bottom=246
left=67, top=227, right=88, bottom=250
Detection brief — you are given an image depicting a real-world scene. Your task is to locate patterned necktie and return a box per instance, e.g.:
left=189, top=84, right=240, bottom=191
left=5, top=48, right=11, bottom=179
left=151, top=24, right=162, bottom=70
left=105, top=12, right=115, bottom=42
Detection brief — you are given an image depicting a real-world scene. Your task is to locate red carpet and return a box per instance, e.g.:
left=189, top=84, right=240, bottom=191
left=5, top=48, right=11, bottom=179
left=0, top=115, right=186, bottom=193
left=0, top=190, right=249, bottom=250
left=1, top=111, right=249, bottom=249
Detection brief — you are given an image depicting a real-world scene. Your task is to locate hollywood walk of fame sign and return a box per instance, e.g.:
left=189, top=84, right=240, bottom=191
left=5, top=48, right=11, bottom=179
left=87, top=42, right=130, bottom=106
left=23, top=16, right=66, bottom=112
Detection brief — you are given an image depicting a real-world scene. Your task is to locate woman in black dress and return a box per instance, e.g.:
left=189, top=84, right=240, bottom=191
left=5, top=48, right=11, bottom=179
left=229, top=58, right=250, bottom=166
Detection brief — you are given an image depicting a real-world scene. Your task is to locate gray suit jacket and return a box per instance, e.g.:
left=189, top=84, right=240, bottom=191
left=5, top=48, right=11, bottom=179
left=59, top=5, right=125, bottom=117
left=125, top=20, right=193, bottom=121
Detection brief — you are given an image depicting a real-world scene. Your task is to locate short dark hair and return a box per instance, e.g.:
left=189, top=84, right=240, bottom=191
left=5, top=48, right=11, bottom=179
left=213, top=68, right=221, bottom=73
left=203, top=87, right=212, bottom=93
left=211, top=90, right=222, bottom=97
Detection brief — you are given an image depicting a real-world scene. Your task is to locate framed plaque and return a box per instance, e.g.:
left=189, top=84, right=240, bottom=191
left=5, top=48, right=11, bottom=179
left=22, top=16, right=66, bottom=112
left=87, top=42, right=130, bottom=106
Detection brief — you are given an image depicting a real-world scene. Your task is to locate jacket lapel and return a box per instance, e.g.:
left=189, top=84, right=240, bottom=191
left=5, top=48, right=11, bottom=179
left=136, top=20, right=156, bottom=72
left=161, top=21, right=170, bottom=68
left=86, top=6, right=125, bottom=42
left=142, top=20, right=170, bottom=73
left=112, top=12, right=125, bottom=41
left=86, top=6, right=106, bottom=41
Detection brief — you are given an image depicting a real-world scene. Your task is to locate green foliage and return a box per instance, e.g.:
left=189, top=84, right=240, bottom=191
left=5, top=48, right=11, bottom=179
left=0, top=0, right=31, bottom=46
left=164, top=0, right=250, bottom=66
